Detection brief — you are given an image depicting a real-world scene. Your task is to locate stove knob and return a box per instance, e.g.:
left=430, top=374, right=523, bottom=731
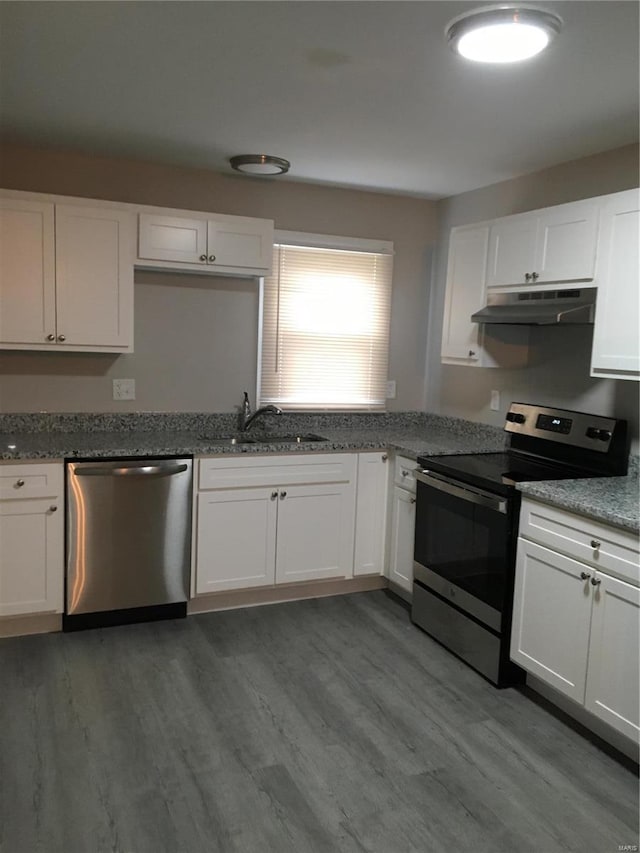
left=598, top=430, right=612, bottom=442
left=506, top=412, right=526, bottom=424
left=586, top=427, right=600, bottom=440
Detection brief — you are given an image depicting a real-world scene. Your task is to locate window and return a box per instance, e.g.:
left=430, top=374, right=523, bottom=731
left=259, top=232, right=393, bottom=411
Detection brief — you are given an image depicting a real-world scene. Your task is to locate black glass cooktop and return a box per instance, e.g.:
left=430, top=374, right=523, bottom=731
left=417, top=452, right=597, bottom=497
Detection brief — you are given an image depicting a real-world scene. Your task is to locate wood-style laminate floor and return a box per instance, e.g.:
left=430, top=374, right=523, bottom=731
left=0, top=591, right=637, bottom=853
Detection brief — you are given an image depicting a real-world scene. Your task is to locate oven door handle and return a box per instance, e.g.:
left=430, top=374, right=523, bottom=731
left=415, top=469, right=508, bottom=514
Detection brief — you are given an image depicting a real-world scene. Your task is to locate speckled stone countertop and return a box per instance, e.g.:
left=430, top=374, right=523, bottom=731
left=0, top=411, right=506, bottom=462
left=518, top=457, right=639, bottom=534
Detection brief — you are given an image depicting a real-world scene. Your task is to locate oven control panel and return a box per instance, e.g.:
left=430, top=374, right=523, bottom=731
left=504, top=403, right=619, bottom=452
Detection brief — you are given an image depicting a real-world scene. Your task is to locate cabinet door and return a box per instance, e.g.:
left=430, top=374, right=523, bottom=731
left=138, top=213, right=208, bottom=265
left=486, top=215, right=538, bottom=287
left=0, top=198, right=56, bottom=345
left=388, top=486, right=416, bottom=594
left=275, top=483, right=355, bottom=584
left=535, top=201, right=598, bottom=284
left=195, top=488, right=277, bottom=593
left=0, top=497, right=63, bottom=616
left=55, top=205, right=134, bottom=350
left=207, top=218, right=273, bottom=273
left=510, top=539, right=592, bottom=703
left=441, top=225, right=487, bottom=363
left=590, top=189, right=640, bottom=380
left=585, top=572, right=640, bottom=741
left=353, top=452, right=388, bottom=577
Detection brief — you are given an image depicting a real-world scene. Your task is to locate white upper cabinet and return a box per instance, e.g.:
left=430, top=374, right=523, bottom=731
left=441, top=223, right=529, bottom=368
left=137, top=211, right=274, bottom=276
left=590, top=188, right=640, bottom=381
left=0, top=198, right=56, bottom=346
left=0, top=194, right=134, bottom=352
left=486, top=199, right=599, bottom=288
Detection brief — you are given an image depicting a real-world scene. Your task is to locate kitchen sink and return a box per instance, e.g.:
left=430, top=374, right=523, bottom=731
left=198, top=433, right=328, bottom=445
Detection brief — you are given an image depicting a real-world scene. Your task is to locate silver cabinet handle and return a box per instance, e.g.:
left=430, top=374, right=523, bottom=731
left=468, top=350, right=476, bottom=357
left=531, top=272, right=539, bottom=280
left=15, top=479, right=25, bottom=487
left=46, top=334, right=55, bottom=341
left=271, top=491, right=278, bottom=500
left=580, top=571, right=590, bottom=580
left=199, top=254, right=207, bottom=261
left=208, top=254, right=216, bottom=263
left=280, top=490, right=287, bottom=499
left=382, top=454, right=388, bottom=462
left=590, top=539, right=601, bottom=549
left=49, top=505, right=57, bottom=512
left=590, top=576, right=602, bottom=587
left=525, top=273, right=532, bottom=282
left=410, top=497, right=416, bottom=504
left=57, top=334, right=66, bottom=342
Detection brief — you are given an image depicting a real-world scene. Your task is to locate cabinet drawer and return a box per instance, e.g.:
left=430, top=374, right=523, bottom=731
left=519, top=498, right=639, bottom=586
left=198, top=453, right=356, bottom=490
left=0, top=462, right=63, bottom=500
left=393, top=455, right=416, bottom=493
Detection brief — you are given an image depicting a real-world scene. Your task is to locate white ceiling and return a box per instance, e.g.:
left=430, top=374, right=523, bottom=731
left=1, top=1, right=638, bottom=199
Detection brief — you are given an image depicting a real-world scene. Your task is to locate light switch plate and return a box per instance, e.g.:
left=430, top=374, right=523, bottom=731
left=490, top=389, right=500, bottom=411
left=386, top=380, right=397, bottom=399
left=113, top=378, right=136, bottom=401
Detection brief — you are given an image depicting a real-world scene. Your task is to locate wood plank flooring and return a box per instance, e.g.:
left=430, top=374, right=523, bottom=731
left=0, top=591, right=637, bottom=853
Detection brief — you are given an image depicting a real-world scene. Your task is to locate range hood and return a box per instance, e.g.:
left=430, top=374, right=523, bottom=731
left=471, top=288, right=596, bottom=326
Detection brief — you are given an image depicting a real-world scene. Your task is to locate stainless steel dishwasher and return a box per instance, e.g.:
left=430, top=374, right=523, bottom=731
left=65, top=458, right=192, bottom=630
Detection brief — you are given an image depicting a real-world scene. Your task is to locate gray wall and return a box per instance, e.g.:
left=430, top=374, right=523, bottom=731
left=0, top=143, right=436, bottom=413
left=426, top=143, right=640, bottom=446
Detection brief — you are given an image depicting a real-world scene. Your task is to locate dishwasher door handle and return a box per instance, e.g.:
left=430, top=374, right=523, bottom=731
left=74, top=462, right=189, bottom=478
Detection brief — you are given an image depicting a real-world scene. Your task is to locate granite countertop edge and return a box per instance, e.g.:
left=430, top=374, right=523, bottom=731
left=1, top=417, right=637, bottom=534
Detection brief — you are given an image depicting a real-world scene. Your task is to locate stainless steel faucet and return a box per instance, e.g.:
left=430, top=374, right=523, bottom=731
left=239, top=391, right=283, bottom=431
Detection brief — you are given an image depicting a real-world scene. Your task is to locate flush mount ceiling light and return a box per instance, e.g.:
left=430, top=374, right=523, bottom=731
left=445, top=4, right=563, bottom=64
left=229, top=154, right=290, bottom=176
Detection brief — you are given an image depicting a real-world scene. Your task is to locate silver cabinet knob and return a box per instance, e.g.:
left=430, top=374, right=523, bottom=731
left=590, top=540, right=601, bottom=549
left=531, top=272, right=539, bottom=280
left=401, top=469, right=409, bottom=477
left=525, top=272, right=532, bottom=281
left=46, top=333, right=56, bottom=341
left=590, top=576, right=601, bottom=587
left=15, top=479, right=25, bottom=487
left=57, top=334, right=66, bottom=342
left=410, top=497, right=416, bottom=504
left=199, top=254, right=207, bottom=262
left=382, top=454, right=388, bottom=462
left=280, top=490, right=287, bottom=499
left=580, top=571, right=590, bottom=580
left=468, top=350, right=476, bottom=357
left=208, top=254, right=216, bottom=263
left=271, top=491, right=278, bottom=500
left=49, top=505, right=57, bottom=512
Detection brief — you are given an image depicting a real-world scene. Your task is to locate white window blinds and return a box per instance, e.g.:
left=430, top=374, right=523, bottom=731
left=259, top=241, right=393, bottom=411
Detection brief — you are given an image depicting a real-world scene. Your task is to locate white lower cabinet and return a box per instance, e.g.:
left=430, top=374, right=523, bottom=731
left=353, top=452, right=389, bottom=577
left=387, top=455, right=416, bottom=595
left=194, top=453, right=357, bottom=594
left=0, top=463, right=64, bottom=617
left=511, top=498, right=640, bottom=742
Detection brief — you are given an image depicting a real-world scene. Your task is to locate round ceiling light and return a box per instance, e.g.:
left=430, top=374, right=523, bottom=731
left=229, top=154, right=290, bottom=176
left=445, top=5, right=563, bottom=64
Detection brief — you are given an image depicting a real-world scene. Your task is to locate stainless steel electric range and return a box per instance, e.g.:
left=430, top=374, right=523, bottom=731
left=412, top=403, right=629, bottom=687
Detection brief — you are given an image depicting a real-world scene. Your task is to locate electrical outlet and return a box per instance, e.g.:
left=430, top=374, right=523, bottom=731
left=386, top=380, right=397, bottom=399
left=490, top=389, right=500, bottom=411
left=113, top=378, right=136, bottom=401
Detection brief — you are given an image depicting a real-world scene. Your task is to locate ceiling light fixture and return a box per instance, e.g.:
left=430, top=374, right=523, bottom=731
left=445, top=4, right=563, bottom=64
left=229, top=154, right=290, bottom=176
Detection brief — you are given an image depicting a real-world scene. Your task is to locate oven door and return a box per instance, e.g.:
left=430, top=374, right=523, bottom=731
left=413, top=469, right=514, bottom=632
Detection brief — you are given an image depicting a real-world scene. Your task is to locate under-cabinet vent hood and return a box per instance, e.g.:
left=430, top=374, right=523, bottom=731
left=471, top=288, right=596, bottom=326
